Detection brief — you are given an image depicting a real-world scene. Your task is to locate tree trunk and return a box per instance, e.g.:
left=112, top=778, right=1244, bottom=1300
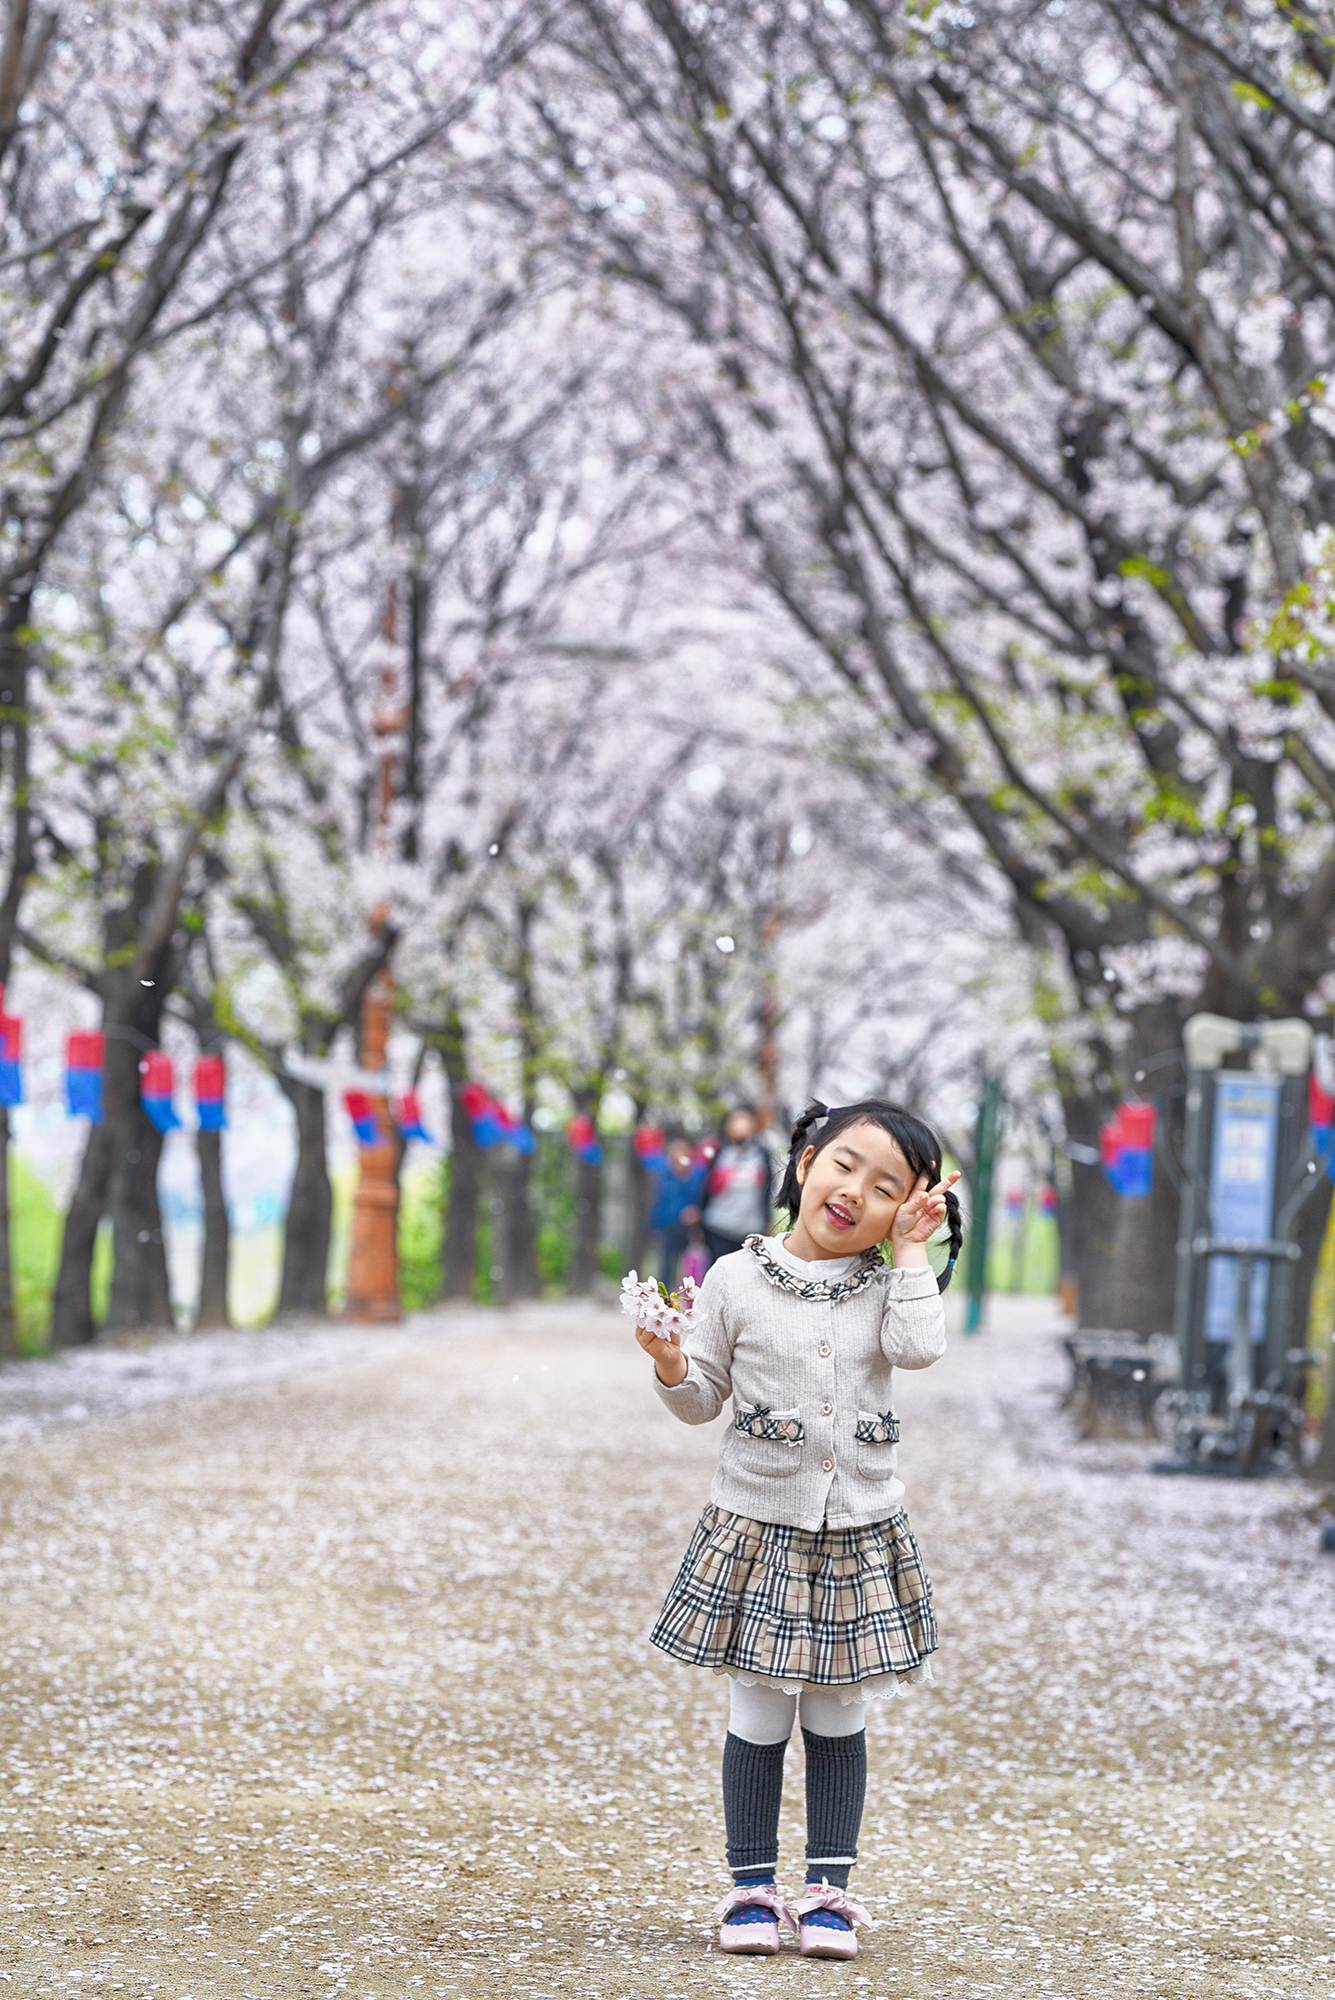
left=0, top=1107, right=15, bottom=1358
left=625, top=1117, right=653, bottom=1271
left=568, top=1085, right=603, bottom=1294
left=569, top=1151, right=603, bottom=1294
left=1102, top=1172, right=1180, bottom=1335
left=490, top=1146, right=540, bottom=1304
left=277, top=1077, right=331, bottom=1317
left=1292, top=1173, right=1333, bottom=1354
left=0, top=603, right=36, bottom=1359
left=101, top=971, right=175, bottom=1335
left=196, top=1126, right=231, bottom=1329
left=51, top=1116, right=116, bottom=1346
left=441, top=1120, right=482, bottom=1300
left=506, top=1144, right=541, bottom=1299
left=182, top=965, right=232, bottom=1330
left=53, top=864, right=189, bottom=1342
left=1063, top=1005, right=1186, bottom=1333
left=106, top=1107, right=173, bottom=1332
left=1064, top=1154, right=1119, bottom=1329
left=437, top=1010, right=481, bottom=1301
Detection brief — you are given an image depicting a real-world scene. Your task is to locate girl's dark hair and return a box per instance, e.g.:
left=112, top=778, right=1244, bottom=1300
left=777, top=1100, right=964, bottom=1293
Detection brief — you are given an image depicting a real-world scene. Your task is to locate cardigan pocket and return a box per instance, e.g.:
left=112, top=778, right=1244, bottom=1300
left=854, top=1408, right=900, bottom=1478
left=730, top=1403, right=805, bottom=1477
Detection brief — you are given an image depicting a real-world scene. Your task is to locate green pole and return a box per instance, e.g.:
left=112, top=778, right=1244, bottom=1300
left=964, top=1076, right=1003, bottom=1334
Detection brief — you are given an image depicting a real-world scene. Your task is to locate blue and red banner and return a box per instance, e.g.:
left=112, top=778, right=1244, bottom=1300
left=0, top=1008, right=21, bottom=1109
left=140, top=1050, right=181, bottom=1134
left=1100, top=1101, right=1156, bottom=1198
left=633, top=1124, right=665, bottom=1165
left=567, top=1112, right=602, bottom=1165
left=395, top=1090, right=432, bottom=1143
left=460, top=1082, right=534, bottom=1154
left=195, top=1054, right=226, bottom=1132
left=344, top=1090, right=380, bottom=1147
left=1311, top=1071, right=1334, bottom=1170
left=67, top=1031, right=104, bottom=1122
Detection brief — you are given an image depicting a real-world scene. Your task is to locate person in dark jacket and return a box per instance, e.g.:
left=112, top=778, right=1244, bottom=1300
left=701, top=1106, right=775, bottom=1264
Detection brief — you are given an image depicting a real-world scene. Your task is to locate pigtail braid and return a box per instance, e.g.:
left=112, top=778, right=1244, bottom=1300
left=937, top=1186, right=964, bottom=1293
left=777, top=1100, right=828, bottom=1222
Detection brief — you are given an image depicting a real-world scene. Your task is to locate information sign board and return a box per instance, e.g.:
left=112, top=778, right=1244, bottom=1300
left=1203, top=1074, right=1280, bottom=1346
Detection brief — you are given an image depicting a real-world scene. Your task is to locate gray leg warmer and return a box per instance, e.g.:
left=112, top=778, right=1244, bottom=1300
left=802, top=1726, right=867, bottom=1889
left=722, top=1733, right=787, bottom=1877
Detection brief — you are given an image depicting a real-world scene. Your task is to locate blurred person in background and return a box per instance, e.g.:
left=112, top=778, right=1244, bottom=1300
left=702, top=1106, right=775, bottom=1265
left=646, top=1134, right=708, bottom=1290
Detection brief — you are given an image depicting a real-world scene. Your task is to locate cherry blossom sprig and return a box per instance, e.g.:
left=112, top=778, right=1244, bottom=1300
left=619, top=1270, right=699, bottom=1339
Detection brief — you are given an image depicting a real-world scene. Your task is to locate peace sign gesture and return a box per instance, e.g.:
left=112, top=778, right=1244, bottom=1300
left=890, top=1170, right=960, bottom=1249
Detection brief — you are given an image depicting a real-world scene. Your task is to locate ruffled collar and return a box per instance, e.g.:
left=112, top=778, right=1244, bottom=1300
left=744, top=1233, right=886, bottom=1303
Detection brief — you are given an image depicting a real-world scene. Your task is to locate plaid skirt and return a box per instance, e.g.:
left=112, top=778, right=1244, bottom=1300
left=650, top=1504, right=937, bottom=1694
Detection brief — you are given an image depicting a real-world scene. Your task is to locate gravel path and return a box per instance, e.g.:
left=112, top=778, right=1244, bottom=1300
left=0, top=1296, right=1331, bottom=2000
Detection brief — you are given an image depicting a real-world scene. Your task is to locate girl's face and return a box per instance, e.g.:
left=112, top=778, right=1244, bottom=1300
left=787, top=1120, right=916, bottom=1260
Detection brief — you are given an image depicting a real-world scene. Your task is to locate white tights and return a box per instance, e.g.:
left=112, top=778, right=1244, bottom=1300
left=728, top=1677, right=868, bottom=1744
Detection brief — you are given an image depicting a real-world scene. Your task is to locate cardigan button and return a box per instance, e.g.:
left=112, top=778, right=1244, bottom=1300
left=818, top=1343, right=831, bottom=1358
left=822, top=1458, right=834, bottom=1473
left=822, top=1401, right=833, bottom=1416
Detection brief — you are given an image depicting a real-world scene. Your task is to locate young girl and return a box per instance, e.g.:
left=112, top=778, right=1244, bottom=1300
left=634, top=1099, right=961, bottom=1962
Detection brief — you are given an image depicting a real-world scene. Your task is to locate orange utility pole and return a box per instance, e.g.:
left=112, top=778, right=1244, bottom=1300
left=343, top=579, right=405, bottom=1323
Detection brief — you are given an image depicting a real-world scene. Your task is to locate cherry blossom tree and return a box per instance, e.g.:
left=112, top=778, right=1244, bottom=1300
left=515, top=0, right=1335, bottom=1331
left=4, top=0, right=542, bottom=1337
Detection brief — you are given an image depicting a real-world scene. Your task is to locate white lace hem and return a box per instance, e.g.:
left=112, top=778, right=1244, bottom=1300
left=712, top=1658, right=935, bottom=1703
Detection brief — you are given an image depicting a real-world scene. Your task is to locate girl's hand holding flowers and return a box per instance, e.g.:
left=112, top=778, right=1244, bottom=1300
left=621, top=1271, right=696, bottom=1387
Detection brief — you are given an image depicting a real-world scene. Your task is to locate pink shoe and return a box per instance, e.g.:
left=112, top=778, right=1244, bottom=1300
left=790, top=1884, right=874, bottom=1960
left=712, top=1883, right=794, bottom=1956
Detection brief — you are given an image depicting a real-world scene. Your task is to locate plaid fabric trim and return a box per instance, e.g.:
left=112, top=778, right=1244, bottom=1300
left=853, top=1409, right=900, bottom=1445
left=650, top=1504, right=937, bottom=1687
left=733, top=1403, right=805, bottom=1445
left=744, top=1235, right=885, bottom=1304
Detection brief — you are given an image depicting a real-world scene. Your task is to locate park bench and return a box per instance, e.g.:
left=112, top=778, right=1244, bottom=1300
left=1062, top=1332, right=1176, bottom=1439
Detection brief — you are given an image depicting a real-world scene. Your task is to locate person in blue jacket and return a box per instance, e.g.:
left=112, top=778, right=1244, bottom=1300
left=646, top=1135, right=708, bottom=1289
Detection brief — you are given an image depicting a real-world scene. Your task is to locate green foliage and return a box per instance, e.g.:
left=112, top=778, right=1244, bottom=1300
left=1266, top=576, right=1317, bottom=652
left=0, top=1160, right=112, bottom=1351
left=533, top=1133, right=575, bottom=1294
left=1065, top=862, right=1136, bottom=907
left=1031, top=969, right=1068, bottom=1026
left=398, top=1163, right=444, bottom=1313
left=1250, top=676, right=1301, bottom=705
left=957, top=1204, right=1059, bottom=1297
left=90, top=1219, right=111, bottom=1332
left=1143, top=775, right=1203, bottom=833
left=538, top=1222, right=570, bottom=1291
left=474, top=1209, right=495, bottom=1303
left=326, top=1162, right=354, bottom=1310
left=1117, top=553, right=1194, bottom=627
left=11, top=1158, right=65, bottom=1352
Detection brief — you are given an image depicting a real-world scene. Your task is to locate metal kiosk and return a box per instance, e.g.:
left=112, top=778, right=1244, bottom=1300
left=1162, top=1013, right=1322, bottom=1474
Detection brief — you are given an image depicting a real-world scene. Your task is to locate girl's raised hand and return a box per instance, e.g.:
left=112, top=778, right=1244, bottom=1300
left=891, top=1170, right=961, bottom=1246
left=635, top=1319, right=689, bottom=1387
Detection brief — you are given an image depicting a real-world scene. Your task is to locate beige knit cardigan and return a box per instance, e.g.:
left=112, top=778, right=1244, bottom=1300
left=653, top=1237, right=947, bottom=1531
